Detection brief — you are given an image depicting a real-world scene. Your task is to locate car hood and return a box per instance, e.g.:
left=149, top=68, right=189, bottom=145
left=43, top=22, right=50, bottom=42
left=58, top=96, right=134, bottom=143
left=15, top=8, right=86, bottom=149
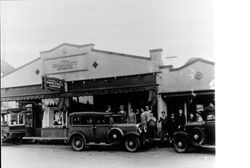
left=113, top=123, right=138, bottom=127
left=186, top=121, right=206, bottom=126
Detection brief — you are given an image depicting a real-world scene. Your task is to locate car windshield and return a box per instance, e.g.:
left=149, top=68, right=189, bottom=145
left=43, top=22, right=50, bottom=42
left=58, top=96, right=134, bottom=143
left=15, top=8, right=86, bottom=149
left=111, top=115, right=126, bottom=124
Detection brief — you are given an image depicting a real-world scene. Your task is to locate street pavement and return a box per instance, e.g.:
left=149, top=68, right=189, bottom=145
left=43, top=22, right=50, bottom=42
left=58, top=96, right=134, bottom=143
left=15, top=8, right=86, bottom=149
left=1, top=144, right=215, bottom=168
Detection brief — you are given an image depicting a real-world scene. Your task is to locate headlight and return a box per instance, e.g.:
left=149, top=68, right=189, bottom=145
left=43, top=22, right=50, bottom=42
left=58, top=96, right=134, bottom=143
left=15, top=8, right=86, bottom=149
left=138, top=127, right=142, bottom=133
left=137, top=124, right=142, bottom=133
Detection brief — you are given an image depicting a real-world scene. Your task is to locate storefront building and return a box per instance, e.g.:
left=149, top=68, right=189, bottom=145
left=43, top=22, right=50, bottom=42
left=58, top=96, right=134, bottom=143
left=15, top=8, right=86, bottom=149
left=1, top=43, right=164, bottom=139
left=158, top=58, right=215, bottom=124
left=1, top=43, right=215, bottom=139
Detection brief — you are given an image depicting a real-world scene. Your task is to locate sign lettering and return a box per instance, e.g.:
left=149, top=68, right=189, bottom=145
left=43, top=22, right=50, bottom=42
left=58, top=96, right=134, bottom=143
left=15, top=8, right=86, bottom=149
left=42, top=76, right=65, bottom=91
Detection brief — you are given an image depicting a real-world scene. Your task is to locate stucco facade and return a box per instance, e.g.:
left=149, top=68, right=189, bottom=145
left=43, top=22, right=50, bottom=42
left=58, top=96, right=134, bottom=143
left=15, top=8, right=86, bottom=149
left=159, top=59, right=215, bottom=94
left=1, top=43, right=163, bottom=88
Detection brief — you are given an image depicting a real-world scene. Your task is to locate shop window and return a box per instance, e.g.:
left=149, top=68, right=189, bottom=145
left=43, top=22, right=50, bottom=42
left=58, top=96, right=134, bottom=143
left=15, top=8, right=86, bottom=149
left=71, top=96, right=94, bottom=112
left=53, top=110, right=63, bottom=126
left=95, top=115, right=110, bottom=125
left=42, top=98, right=68, bottom=128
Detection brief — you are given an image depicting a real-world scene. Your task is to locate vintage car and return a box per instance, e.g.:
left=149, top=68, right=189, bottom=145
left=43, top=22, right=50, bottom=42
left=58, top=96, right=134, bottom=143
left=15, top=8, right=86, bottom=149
left=67, top=112, right=147, bottom=152
left=1, top=108, right=26, bottom=144
left=172, top=107, right=215, bottom=153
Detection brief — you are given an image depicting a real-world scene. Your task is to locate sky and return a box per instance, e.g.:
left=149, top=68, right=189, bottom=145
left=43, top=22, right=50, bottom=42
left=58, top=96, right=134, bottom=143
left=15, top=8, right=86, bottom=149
left=0, top=0, right=214, bottom=68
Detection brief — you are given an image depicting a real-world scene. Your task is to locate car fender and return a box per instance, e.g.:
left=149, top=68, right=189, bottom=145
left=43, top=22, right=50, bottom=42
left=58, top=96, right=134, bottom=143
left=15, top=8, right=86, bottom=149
left=173, top=131, right=192, bottom=143
left=122, top=132, right=141, bottom=141
left=67, top=132, right=86, bottom=144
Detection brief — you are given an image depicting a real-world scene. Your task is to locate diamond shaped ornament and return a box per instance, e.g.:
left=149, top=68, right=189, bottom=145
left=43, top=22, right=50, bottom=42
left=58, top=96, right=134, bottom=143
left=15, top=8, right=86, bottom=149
left=92, top=61, right=98, bottom=68
left=35, top=69, right=40, bottom=75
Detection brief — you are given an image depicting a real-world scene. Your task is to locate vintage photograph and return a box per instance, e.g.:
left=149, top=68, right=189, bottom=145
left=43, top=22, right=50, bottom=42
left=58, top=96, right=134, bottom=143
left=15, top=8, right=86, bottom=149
left=1, top=0, right=215, bottom=168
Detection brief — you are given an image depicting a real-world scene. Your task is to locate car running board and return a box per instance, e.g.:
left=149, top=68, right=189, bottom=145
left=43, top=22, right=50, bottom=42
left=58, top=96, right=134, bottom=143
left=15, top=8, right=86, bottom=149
left=86, top=142, right=114, bottom=146
left=199, top=145, right=215, bottom=149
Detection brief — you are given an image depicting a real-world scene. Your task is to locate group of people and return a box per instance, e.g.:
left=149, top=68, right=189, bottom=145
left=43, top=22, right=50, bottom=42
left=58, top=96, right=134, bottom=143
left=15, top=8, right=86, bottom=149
left=106, top=105, right=154, bottom=124
left=105, top=104, right=204, bottom=141
left=106, top=105, right=158, bottom=140
left=158, top=109, right=186, bottom=141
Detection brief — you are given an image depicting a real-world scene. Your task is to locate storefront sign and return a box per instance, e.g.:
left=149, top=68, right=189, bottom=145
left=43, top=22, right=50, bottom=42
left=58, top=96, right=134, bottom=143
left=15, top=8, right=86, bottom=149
left=42, top=76, right=65, bottom=91
left=43, top=55, right=88, bottom=74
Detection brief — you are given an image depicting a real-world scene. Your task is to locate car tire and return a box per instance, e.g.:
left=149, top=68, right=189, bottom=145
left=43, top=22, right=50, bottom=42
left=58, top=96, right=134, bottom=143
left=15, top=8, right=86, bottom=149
left=71, top=135, right=85, bottom=151
left=124, top=135, right=140, bottom=152
left=173, top=135, right=190, bottom=153
left=191, top=127, right=206, bottom=146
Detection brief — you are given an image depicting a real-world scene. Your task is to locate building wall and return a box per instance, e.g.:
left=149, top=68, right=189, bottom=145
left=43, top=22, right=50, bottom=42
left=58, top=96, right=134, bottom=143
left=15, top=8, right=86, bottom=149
left=49, top=50, right=157, bottom=81
left=1, top=43, right=163, bottom=89
left=1, top=58, right=43, bottom=88
left=160, top=61, right=215, bottom=93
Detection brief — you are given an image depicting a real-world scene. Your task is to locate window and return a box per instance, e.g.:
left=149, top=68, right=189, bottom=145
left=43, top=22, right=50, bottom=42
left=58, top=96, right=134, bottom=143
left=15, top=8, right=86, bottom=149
left=18, top=113, right=24, bottom=125
left=10, top=113, right=17, bottom=125
left=53, top=110, right=63, bottom=126
left=82, top=116, right=93, bottom=125
left=71, top=115, right=93, bottom=125
left=9, top=112, right=25, bottom=126
left=72, top=116, right=81, bottom=125
left=95, top=115, right=110, bottom=125
left=1, top=114, right=8, bottom=125
left=112, top=115, right=126, bottom=124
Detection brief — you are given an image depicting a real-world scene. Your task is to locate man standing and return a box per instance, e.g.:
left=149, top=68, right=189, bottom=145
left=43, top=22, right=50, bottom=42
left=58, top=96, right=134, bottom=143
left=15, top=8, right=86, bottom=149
left=168, top=113, right=177, bottom=142
left=144, top=106, right=151, bottom=121
left=118, top=105, right=127, bottom=122
left=158, top=111, right=168, bottom=140
left=176, top=109, right=186, bottom=131
left=147, top=112, right=157, bottom=140
left=127, top=108, right=136, bottom=123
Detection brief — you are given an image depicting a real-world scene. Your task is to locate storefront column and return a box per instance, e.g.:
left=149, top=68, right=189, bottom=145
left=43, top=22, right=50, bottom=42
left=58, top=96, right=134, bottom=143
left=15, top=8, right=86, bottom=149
left=184, top=103, right=187, bottom=123
left=157, top=94, right=167, bottom=118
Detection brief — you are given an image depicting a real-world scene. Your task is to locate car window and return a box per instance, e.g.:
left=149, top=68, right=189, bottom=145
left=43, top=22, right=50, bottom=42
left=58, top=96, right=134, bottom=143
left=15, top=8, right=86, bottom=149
left=71, top=115, right=93, bottom=125
left=94, top=115, right=110, bottom=125
left=112, top=115, right=126, bottom=124
left=18, top=113, right=24, bottom=125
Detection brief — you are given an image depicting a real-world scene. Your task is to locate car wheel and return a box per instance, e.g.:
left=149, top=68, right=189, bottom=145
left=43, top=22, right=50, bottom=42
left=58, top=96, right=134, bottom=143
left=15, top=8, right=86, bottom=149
left=124, top=136, right=140, bottom=152
left=13, top=137, right=23, bottom=145
left=71, top=135, right=85, bottom=151
left=107, top=129, right=123, bottom=145
left=191, top=127, right=206, bottom=146
left=173, top=135, right=190, bottom=153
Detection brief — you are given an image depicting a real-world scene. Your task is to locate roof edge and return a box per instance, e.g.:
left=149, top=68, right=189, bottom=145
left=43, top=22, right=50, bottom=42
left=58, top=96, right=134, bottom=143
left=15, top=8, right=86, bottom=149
left=170, top=58, right=214, bottom=71
left=40, top=43, right=95, bottom=54
left=1, top=57, right=41, bottom=78
left=92, top=48, right=151, bottom=60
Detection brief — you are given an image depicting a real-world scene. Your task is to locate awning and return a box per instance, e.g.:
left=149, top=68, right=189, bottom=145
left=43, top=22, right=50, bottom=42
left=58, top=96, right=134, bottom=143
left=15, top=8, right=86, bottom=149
left=1, top=108, right=26, bottom=114
left=160, top=90, right=215, bottom=98
left=67, top=85, right=157, bottom=97
left=1, top=93, right=68, bottom=102
left=1, top=85, right=157, bottom=102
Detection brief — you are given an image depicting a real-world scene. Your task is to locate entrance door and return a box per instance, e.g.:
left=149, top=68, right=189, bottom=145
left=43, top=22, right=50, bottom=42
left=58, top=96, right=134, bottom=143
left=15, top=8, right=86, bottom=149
left=33, top=103, right=43, bottom=136
left=93, top=115, right=111, bottom=143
